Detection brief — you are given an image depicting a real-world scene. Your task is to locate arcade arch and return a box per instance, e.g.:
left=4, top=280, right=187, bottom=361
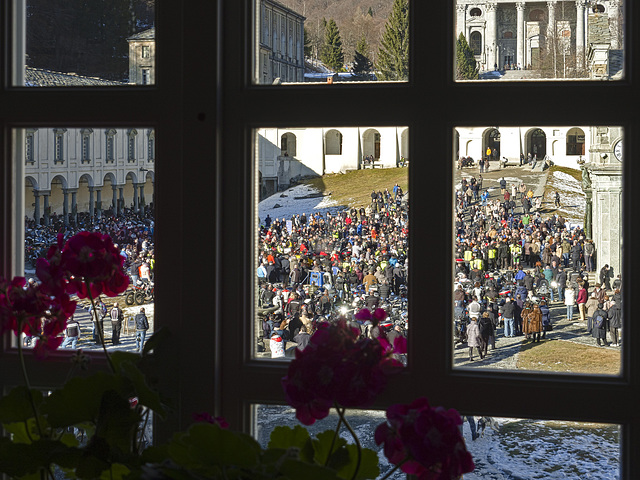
left=566, top=127, right=586, bottom=155
left=325, top=129, right=343, bottom=155
left=526, top=128, right=547, bottom=158
left=483, top=128, right=500, bottom=158
left=400, top=128, right=409, bottom=161
left=280, top=132, right=297, bottom=156
left=362, top=128, right=381, bottom=160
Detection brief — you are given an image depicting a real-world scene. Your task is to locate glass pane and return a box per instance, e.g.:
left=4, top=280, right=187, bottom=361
left=453, top=126, right=623, bottom=374
left=255, top=405, right=621, bottom=479
left=24, top=1, right=155, bottom=86
left=255, top=126, right=409, bottom=359
left=19, top=126, right=155, bottom=354
left=254, top=0, right=409, bottom=85
left=454, top=0, right=624, bottom=81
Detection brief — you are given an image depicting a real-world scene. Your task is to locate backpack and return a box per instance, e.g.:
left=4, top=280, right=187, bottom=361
left=594, top=314, right=605, bottom=329
left=66, top=323, right=79, bottom=338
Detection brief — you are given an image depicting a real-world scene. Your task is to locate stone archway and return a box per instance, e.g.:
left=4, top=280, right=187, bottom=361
left=483, top=128, right=500, bottom=159
left=400, top=128, right=409, bottom=161
left=566, top=127, right=585, bottom=156
left=280, top=132, right=297, bottom=156
left=527, top=128, right=547, bottom=158
left=325, top=129, right=343, bottom=155
left=362, top=128, right=381, bottom=161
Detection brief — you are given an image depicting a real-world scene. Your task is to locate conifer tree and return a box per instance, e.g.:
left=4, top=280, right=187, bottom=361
left=303, top=27, right=313, bottom=58
left=320, top=18, right=344, bottom=72
left=376, top=0, right=409, bottom=81
left=352, top=35, right=373, bottom=76
left=456, top=33, right=479, bottom=80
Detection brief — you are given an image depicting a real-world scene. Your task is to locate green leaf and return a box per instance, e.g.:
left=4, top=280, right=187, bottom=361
left=94, top=389, right=141, bottom=454
left=142, top=326, right=170, bottom=354
left=279, top=457, right=345, bottom=480
left=110, top=350, right=143, bottom=371
left=0, top=386, right=43, bottom=423
left=168, top=424, right=261, bottom=471
left=3, top=420, right=37, bottom=444
left=99, top=463, right=130, bottom=480
left=336, top=445, right=380, bottom=480
left=312, top=430, right=347, bottom=466
left=268, top=425, right=310, bottom=451
left=118, top=360, right=169, bottom=419
left=41, top=372, right=119, bottom=427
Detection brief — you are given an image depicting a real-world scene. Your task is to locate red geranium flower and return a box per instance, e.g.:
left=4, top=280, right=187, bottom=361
left=375, top=398, right=475, bottom=480
left=192, top=412, right=229, bottom=429
left=281, top=320, right=402, bottom=425
left=61, top=231, right=129, bottom=298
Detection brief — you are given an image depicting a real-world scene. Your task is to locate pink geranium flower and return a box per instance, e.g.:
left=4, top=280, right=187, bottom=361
left=375, top=398, right=475, bottom=479
left=281, top=319, right=402, bottom=425
left=192, top=412, right=229, bottom=429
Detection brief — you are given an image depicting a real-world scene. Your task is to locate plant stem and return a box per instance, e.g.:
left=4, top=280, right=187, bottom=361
left=325, top=403, right=345, bottom=466
left=379, top=457, right=409, bottom=480
left=17, top=326, right=45, bottom=439
left=336, top=406, right=362, bottom=480
left=86, top=283, right=116, bottom=373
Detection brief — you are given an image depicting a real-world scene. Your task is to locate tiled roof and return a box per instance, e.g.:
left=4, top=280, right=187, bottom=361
left=25, top=67, right=125, bottom=87
left=127, top=27, right=155, bottom=41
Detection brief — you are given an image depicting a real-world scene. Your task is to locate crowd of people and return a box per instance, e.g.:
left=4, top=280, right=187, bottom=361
left=454, top=172, right=622, bottom=359
left=26, top=208, right=155, bottom=351
left=257, top=183, right=409, bottom=357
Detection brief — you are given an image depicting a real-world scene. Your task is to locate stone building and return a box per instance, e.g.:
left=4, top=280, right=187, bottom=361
left=455, top=125, right=590, bottom=167
left=127, top=28, right=155, bottom=85
left=257, top=127, right=409, bottom=198
left=23, top=69, right=155, bottom=225
left=256, top=0, right=305, bottom=84
left=584, top=126, right=622, bottom=278
left=455, top=0, right=623, bottom=76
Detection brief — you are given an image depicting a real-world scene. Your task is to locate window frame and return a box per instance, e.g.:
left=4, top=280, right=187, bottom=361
left=0, top=1, right=637, bottom=478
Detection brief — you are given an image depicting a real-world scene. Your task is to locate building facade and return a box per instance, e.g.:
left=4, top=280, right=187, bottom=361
left=257, top=126, right=409, bottom=198
left=127, top=28, right=156, bottom=85
left=257, top=0, right=305, bottom=84
left=455, top=0, right=623, bottom=75
left=455, top=125, right=591, bottom=167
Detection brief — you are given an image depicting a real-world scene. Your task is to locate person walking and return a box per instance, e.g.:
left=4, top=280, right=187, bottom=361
left=61, top=315, right=81, bottom=349
left=110, top=303, right=124, bottom=346
left=135, top=307, right=150, bottom=353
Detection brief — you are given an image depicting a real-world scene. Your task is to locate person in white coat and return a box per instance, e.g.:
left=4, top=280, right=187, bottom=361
left=564, top=286, right=576, bottom=321
left=467, top=318, right=484, bottom=362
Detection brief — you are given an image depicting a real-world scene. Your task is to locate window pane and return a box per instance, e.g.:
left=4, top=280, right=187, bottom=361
left=19, top=126, right=155, bottom=354
left=453, top=126, right=623, bottom=374
left=255, top=127, right=409, bottom=359
left=454, top=0, right=625, bottom=81
left=254, top=0, right=409, bottom=85
left=24, top=1, right=155, bottom=86
left=255, top=405, right=621, bottom=479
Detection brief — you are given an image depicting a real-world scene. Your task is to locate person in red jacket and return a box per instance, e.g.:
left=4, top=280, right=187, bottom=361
left=576, top=282, right=588, bottom=323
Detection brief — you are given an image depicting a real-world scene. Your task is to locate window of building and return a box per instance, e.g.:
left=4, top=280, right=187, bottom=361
left=53, top=128, right=66, bottom=163
left=469, top=8, right=482, bottom=17
left=470, top=31, right=482, bottom=55
left=2, top=2, right=638, bottom=478
left=105, top=129, right=116, bottom=163
left=142, top=69, right=150, bottom=85
left=148, top=130, right=155, bottom=162
left=128, top=128, right=138, bottom=162
left=81, top=128, right=93, bottom=163
left=142, top=45, right=150, bottom=58
left=25, top=128, right=36, bottom=164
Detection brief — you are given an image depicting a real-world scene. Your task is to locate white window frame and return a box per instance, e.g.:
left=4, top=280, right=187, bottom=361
left=0, top=1, right=637, bottom=478
left=81, top=128, right=93, bottom=163
left=105, top=128, right=117, bottom=163
left=128, top=128, right=138, bottom=162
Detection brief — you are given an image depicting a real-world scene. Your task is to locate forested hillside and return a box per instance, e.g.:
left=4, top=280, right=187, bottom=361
left=277, top=0, right=394, bottom=65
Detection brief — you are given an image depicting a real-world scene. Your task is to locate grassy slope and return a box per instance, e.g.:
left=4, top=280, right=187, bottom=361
left=304, top=168, right=409, bottom=208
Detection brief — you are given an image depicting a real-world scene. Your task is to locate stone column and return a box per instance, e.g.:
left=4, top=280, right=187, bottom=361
left=112, top=185, right=118, bottom=212
left=62, top=189, right=69, bottom=226
left=96, top=189, right=102, bottom=219
left=133, top=183, right=139, bottom=213
left=516, top=3, right=525, bottom=68
left=43, top=192, right=50, bottom=226
left=456, top=4, right=466, bottom=38
left=138, top=184, right=145, bottom=214
left=33, top=190, right=40, bottom=225
left=609, top=0, right=621, bottom=50
left=486, top=2, right=498, bottom=70
left=576, top=1, right=586, bottom=70
left=71, top=191, right=77, bottom=225
left=547, top=1, right=556, bottom=39
left=88, top=187, right=95, bottom=220
left=118, top=187, right=124, bottom=216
